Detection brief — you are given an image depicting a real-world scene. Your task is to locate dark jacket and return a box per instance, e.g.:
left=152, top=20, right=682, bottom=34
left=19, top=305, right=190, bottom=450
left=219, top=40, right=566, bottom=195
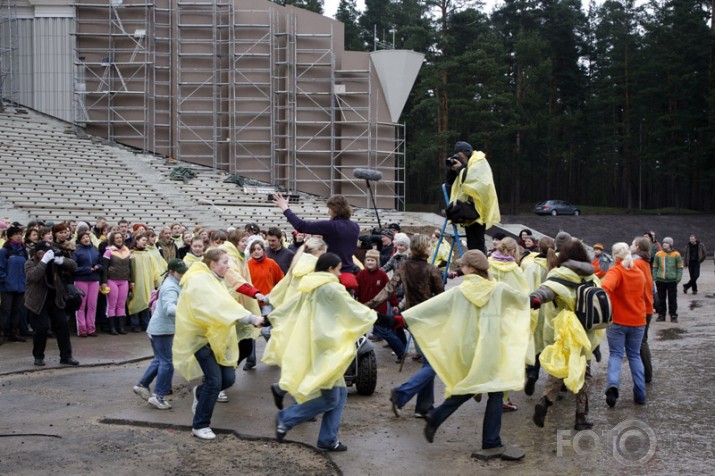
left=0, top=241, right=28, bottom=293
left=72, top=243, right=102, bottom=282
left=283, top=209, right=360, bottom=273
left=379, top=244, right=395, bottom=268
left=683, top=241, right=706, bottom=266
left=267, top=246, right=296, bottom=274
left=24, top=257, right=78, bottom=315
left=366, top=257, right=444, bottom=311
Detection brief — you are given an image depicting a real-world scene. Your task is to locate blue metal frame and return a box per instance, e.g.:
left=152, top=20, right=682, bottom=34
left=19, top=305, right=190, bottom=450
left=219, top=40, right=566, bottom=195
left=430, top=183, right=466, bottom=284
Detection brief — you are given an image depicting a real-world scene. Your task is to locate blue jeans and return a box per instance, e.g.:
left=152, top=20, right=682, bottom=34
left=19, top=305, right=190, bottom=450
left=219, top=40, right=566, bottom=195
left=193, top=345, right=236, bottom=429
left=130, top=308, right=151, bottom=331
left=430, top=391, right=503, bottom=449
left=277, top=386, right=347, bottom=448
left=372, top=324, right=405, bottom=359
left=607, top=324, right=646, bottom=403
left=393, top=354, right=435, bottom=414
left=139, top=334, right=174, bottom=398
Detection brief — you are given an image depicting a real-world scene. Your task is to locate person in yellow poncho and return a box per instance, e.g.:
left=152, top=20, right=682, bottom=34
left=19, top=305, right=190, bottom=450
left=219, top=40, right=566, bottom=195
left=522, top=236, right=555, bottom=396
left=487, top=236, right=530, bottom=413
left=183, top=236, right=204, bottom=269
left=127, top=233, right=162, bottom=333
left=264, top=253, right=375, bottom=452
left=267, top=237, right=327, bottom=310
left=146, top=230, right=168, bottom=275
left=173, top=248, right=264, bottom=440
left=446, top=141, right=500, bottom=253
left=529, top=235, right=605, bottom=432
left=406, top=250, right=529, bottom=461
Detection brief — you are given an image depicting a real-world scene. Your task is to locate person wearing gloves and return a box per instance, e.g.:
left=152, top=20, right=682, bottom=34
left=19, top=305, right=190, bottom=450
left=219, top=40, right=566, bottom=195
left=600, top=243, right=648, bottom=408
left=445, top=141, right=501, bottom=253
left=173, top=248, right=264, bottom=440
left=24, top=241, right=79, bottom=366
left=263, top=253, right=376, bottom=452
left=133, top=258, right=188, bottom=410
left=529, top=238, right=605, bottom=431
left=404, top=250, right=530, bottom=461
left=71, top=231, right=102, bottom=337
left=652, top=237, right=683, bottom=322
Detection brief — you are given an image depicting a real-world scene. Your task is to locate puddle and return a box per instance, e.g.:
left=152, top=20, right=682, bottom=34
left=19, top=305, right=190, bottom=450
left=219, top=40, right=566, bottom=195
left=689, top=300, right=702, bottom=310
left=657, top=327, right=687, bottom=341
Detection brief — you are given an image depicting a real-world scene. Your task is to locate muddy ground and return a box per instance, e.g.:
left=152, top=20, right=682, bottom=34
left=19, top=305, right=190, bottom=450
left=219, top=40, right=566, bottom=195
left=1, top=228, right=715, bottom=475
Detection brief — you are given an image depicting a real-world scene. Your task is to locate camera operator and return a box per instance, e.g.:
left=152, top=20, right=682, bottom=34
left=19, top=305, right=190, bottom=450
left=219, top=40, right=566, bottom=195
left=445, top=141, right=501, bottom=254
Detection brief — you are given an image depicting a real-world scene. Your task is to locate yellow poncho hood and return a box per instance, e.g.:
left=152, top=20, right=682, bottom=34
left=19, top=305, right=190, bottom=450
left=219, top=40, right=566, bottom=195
left=183, top=252, right=202, bottom=268
left=268, top=252, right=317, bottom=309
left=538, top=265, right=605, bottom=393
left=220, top=241, right=261, bottom=317
left=173, top=262, right=252, bottom=381
left=403, top=274, right=530, bottom=397
left=449, top=151, right=501, bottom=229
left=262, top=272, right=376, bottom=403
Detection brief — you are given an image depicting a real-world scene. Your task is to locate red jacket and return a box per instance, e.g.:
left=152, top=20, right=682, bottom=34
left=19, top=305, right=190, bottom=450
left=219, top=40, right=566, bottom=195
left=601, top=261, right=647, bottom=327
left=356, top=267, right=395, bottom=314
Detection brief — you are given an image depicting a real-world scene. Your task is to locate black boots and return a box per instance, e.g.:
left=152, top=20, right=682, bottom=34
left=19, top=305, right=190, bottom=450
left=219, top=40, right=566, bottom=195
left=117, top=316, right=127, bottom=335
left=574, top=413, right=593, bottom=431
left=533, top=396, right=552, bottom=427
left=109, top=318, right=118, bottom=335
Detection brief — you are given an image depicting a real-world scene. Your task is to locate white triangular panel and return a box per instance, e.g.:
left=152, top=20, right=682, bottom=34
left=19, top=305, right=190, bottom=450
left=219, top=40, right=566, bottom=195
left=370, top=50, right=425, bottom=123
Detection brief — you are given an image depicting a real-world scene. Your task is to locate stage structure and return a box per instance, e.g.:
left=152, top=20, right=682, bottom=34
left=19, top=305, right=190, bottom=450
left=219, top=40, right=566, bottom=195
left=71, top=0, right=424, bottom=210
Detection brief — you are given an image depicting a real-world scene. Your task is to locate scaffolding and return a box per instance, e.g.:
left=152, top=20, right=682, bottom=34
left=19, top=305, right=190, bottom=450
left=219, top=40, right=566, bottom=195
left=73, top=0, right=152, bottom=151
left=152, top=0, right=172, bottom=158
left=0, top=0, right=17, bottom=107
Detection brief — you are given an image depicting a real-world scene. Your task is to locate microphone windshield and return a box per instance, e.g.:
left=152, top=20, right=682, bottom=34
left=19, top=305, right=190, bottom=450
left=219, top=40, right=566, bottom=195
left=353, top=168, right=383, bottom=181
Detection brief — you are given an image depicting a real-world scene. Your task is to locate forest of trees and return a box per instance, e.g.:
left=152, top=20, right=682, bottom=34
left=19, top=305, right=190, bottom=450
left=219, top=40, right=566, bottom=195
left=277, top=0, right=715, bottom=213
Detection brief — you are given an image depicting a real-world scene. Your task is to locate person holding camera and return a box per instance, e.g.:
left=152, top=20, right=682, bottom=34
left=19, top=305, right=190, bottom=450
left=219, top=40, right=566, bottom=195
left=24, top=241, right=79, bottom=366
left=445, top=141, right=501, bottom=254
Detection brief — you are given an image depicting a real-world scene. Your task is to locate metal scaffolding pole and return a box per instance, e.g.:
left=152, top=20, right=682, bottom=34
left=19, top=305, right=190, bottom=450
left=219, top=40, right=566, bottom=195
left=0, top=0, right=18, bottom=109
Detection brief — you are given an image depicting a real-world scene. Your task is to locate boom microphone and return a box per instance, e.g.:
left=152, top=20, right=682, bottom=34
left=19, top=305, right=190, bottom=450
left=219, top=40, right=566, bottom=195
left=353, top=168, right=383, bottom=182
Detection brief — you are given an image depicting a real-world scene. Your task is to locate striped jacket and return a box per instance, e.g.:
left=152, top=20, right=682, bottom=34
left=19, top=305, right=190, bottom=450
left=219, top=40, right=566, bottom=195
left=652, top=249, right=683, bottom=283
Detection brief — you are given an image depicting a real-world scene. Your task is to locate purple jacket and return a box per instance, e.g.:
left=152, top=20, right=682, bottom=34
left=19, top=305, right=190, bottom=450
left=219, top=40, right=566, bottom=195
left=283, top=209, right=360, bottom=273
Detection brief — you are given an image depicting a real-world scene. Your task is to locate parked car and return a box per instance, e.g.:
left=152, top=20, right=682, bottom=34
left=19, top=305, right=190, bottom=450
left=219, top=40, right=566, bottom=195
left=534, top=200, right=581, bottom=216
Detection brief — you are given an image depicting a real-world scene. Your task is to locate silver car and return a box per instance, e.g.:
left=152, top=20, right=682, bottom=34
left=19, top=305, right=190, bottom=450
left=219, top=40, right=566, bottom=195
left=534, top=200, right=581, bottom=216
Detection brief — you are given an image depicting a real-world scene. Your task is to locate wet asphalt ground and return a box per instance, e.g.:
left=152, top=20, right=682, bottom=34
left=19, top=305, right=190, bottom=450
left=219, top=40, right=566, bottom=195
left=1, top=261, right=714, bottom=475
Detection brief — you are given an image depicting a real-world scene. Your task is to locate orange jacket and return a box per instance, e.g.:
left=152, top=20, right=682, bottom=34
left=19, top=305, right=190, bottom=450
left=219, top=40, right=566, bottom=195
left=247, top=257, right=284, bottom=295
left=601, top=261, right=647, bottom=327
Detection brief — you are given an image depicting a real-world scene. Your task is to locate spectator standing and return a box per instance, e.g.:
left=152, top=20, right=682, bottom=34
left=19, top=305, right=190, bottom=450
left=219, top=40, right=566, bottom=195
left=381, top=232, right=409, bottom=274
left=157, top=226, right=179, bottom=264
left=591, top=244, right=613, bottom=279
left=183, top=237, right=205, bottom=268
left=71, top=231, right=101, bottom=337
left=682, top=234, right=706, bottom=295
left=266, top=227, right=295, bottom=274
left=177, top=231, right=193, bottom=260
left=653, top=237, right=683, bottom=323
left=24, top=242, right=79, bottom=366
left=0, top=225, right=28, bottom=343
left=288, top=231, right=306, bottom=253
left=101, top=231, right=132, bottom=335
left=146, top=230, right=168, bottom=275
left=378, top=230, right=395, bottom=267
left=128, top=233, right=162, bottom=332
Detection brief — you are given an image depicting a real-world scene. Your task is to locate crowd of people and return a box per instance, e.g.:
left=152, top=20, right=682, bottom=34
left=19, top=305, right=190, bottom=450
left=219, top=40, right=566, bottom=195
left=0, top=140, right=709, bottom=460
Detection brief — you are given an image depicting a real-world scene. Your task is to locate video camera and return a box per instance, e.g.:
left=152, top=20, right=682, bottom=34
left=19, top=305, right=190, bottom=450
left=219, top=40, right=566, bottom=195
left=445, top=154, right=461, bottom=168
left=358, top=227, right=383, bottom=251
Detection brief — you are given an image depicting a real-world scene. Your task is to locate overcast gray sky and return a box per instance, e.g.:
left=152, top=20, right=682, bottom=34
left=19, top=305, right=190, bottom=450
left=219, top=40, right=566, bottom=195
left=323, top=1, right=504, bottom=18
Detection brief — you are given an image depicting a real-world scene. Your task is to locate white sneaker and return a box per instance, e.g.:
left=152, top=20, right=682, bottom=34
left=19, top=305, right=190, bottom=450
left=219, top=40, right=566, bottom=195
left=192, top=427, right=216, bottom=440
left=192, top=386, right=199, bottom=415
left=148, top=394, right=172, bottom=410
left=133, top=384, right=151, bottom=401
left=217, top=390, right=229, bottom=403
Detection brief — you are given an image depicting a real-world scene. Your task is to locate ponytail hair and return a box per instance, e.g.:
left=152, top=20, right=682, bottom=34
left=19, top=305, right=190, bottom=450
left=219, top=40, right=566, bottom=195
left=611, top=242, right=633, bottom=269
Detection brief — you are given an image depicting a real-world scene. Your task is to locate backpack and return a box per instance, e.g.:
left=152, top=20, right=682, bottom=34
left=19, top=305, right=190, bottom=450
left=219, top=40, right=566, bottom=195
left=548, top=277, right=612, bottom=331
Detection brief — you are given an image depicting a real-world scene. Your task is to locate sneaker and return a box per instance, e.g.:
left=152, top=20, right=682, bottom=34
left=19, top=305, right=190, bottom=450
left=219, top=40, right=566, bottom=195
left=217, top=390, right=229, bottom=403
left=60, top=357, right=80, bottom=366
left=192, top=427, right=216, bottom=440
left=317, top=441, right=348, bottom=452
left=389, top=388, right=402, bottom=417
left=502, top=400, right=518, bottom=412
left=148, top=394, right=172, bottom=410
left=275, top=415, right=287, bottom=442
left=133, top=384, right=151, bottom=401
left=192, top=386, right=199, bottom=415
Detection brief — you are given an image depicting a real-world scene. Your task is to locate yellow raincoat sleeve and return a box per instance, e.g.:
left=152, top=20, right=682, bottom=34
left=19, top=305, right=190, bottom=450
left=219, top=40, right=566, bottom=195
left=262, top=272, right=376, bottom=403
left=523, top=258, right=551, bottom=355
left=128, top=250, right=162, bottom=315
left=449, top=151, right=501, bottom=229
left=173, top=263, right=252, bottom=381
left=403, top=275, right=530, bottom=397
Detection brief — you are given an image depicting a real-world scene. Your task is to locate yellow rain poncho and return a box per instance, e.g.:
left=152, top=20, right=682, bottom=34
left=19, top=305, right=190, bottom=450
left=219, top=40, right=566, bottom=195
left=538, top=266, right=605, bottom=393
left=147, top=245, right=168, bottom=275
left=173, top=262, right=253, bottom=381
left=183, top=252, right=202, bottom=269
left=220, top=241, right=261, bottom=318
left=520, top=251, right=539, bottom=271
left=403, top=274, right=530, bottom=397
left=449, top=151, right=501, bottom=229
left=523, top=256, right=552, bottom=355
left=262, top=272, right=376, bottom=403
left=430, top=240, right=451, bottom=268
left=128, top=249, right=161, bottom=315
left=268, top=252, right=317, bottom=309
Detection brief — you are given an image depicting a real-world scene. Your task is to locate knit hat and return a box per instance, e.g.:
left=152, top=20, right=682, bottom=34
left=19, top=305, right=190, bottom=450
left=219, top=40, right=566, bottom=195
left=0, top=221, right=7, bottom=230
left=593, top=243, right=604, bottom=250
left=380, top=229, right=394, bottom=240
left=554, top=231, right=572, bottom=251
left=492, top=232, right=506, bottom=241
left=662, top=237, right=674, bottom=246
left=454, top=141, right=473, bottom=156
left=165, top=258, right=189, bottom=275
left=393, top=232, right=410, bottom=248
left=365, top=249, right=380, bottom=260
left=455, top=250, right=489, bottom=272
